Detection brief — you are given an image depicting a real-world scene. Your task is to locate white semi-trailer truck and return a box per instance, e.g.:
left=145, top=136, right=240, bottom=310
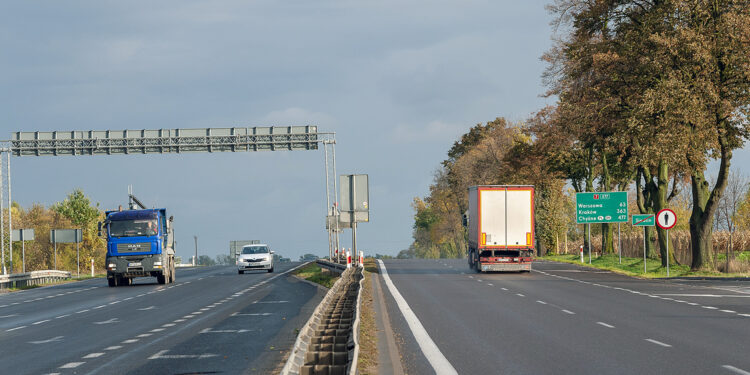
left=466, top=185, right=535, bottom=272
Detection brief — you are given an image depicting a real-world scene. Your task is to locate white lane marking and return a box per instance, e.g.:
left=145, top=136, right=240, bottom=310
left=148, top=350, right=219, bottom=360
left=645, top=339, right=672, bottom=347
left=162, top=323, right=176, bottom=327
left=104, top=346, right=122, bottom=350
left=487, top=283, right=493, bottom=286
left=0, top=314, right=19, bottom=318
left=703, top=306, right=718, bottom=310
left=687, top=302, right=699, bottom=306
left=55, top=314, right=70, bottom=319
left=83, top=353, right=105, bottom=359
left=150, top=328, right=165, bottom=332
left=29, top=336, right=64, bottom=344
left=33, top=319, right=51, bottom=325
left=231, top=312, right=273, bottom=316
left=7, top=326, right=27, bottom=331
left=138, top=306, right=156, bottom=311
left=739, top=314, right=750, bottom=317
left=94, top=318, right=119, bottom=325
left=656, top=294, right=750, bottom=298
left=109, top=301, right=121, bottom=305
left=183, top=315, right=194, bottom=319
left=93, top=305, right=106, bottom=309
left=174, top=319, right=186, bottom=322
left=76, top=309, right=90, bottom=314
left=122, top=339, right=139, bottom=343
left=597, top=322, right=615, bottom=328
left=200, top=308, right=210, bottom=311
left=123, top=297, right=133, bottom=301
left=720, top=310, right=737, bottom=313
left=377, top=260, right=458, bottom=375
left=536, top=300, right=547, bottom=305
left=723, top=365, right=750, bottom=375
left=199, top=328, right=253, bottom=334
left=562, top=310, right=575, bottom=315
left=60, top=362, right=85, bottom=369
left=137, top=333, right=153, bottom=338
left=254, top=300, right=289, bottom=304
left=192, top=311, right=203, bottom=314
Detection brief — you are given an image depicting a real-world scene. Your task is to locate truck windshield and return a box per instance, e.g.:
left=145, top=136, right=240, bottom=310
left=242, top=246, right=269, bottom=254
left=110, top=219, right=158, bottom=237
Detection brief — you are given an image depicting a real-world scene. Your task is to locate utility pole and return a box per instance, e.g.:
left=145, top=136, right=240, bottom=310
left=193, top=235, right=198, bottom=266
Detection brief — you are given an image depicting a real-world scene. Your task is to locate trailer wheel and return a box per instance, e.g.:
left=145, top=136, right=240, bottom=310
left=108, top=278, right=116, bottom=287
left=238, top=270, right=244, bottom=275
left=157, top=274, right=166, bottom=284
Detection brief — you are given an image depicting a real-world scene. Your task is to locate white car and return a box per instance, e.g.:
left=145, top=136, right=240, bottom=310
left=237, top=244, right=274, bottom=274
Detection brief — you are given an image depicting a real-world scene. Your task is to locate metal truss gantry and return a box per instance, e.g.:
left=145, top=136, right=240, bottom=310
left=10, top=126, right=319, bottom=156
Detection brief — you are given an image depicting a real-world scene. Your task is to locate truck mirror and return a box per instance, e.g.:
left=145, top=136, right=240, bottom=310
left=97, top=221, right=102, bottom=237
left=462, top=213, right=468, bottom=227
left=169, top=215, right=174, bottom=222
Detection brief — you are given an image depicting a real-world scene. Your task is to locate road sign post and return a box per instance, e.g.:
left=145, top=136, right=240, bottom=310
left=11, top=229, right=34, bottom=273
left=632, top=214, right=656, bottom=274
left=656, top=209, right=677, bottom=277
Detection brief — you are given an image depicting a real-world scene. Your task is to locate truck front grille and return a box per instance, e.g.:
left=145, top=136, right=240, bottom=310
left=117, top=242, right=152, bottom=253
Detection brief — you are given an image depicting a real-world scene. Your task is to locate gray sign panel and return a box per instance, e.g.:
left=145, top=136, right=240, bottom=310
left=339, top=174, right=369, bottom=223
left=11, top=229, right=35, bottom=241
left=50, top=229, right=83, bottom=243
left=230, top=240, right=260, bottom=258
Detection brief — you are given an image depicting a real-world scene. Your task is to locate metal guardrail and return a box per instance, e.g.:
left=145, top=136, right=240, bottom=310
left=0, top=270, right=72, bottom=289
left=316, top=259, right=347, bottom=274
left=282, top=266, right=364, bottom=375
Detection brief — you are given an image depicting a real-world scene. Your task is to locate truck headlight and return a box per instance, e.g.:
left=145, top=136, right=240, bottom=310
left=108, top=263, right=116, bottom=270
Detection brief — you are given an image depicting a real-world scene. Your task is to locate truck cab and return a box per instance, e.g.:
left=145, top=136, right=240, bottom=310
left=100, top=208, right=176, bottom=286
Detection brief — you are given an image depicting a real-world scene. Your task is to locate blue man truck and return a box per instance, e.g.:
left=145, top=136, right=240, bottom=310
left=99, top=194, right=176, bottom=287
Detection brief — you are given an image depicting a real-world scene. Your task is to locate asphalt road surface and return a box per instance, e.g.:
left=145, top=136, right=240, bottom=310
left=377, top=259, right=750, bottom=375
left=0, top=262, right=324, bottom=375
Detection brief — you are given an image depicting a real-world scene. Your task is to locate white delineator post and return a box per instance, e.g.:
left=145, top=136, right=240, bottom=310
left=346, top=249, right=351, bottom=268
left=91, top=258, right=94, bottom=277
left=580, top=245, right=584, bottom=263
left=359, top=250, right=364, bottom=267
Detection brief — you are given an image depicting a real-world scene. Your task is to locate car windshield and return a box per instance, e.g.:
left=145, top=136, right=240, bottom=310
left=110, top=219, right=158, bottom=237
left=242, top=246, right=269, bottom=254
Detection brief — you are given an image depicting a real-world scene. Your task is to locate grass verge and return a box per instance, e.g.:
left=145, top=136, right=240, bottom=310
left=357, top=258, right=378, bottom=374
left=292, top=262, right=339, bottom=288
left=543, top=254, right=750, bottom=278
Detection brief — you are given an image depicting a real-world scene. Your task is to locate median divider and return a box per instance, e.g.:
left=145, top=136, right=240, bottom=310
left=0, top=270, right=71, bottom=289
left=282, top=264, right=364, bottom=375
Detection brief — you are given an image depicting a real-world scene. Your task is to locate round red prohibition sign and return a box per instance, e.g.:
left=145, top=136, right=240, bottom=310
left=656, top=208, right=677, bottom=230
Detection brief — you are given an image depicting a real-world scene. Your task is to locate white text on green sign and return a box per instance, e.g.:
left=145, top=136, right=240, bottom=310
left=575, top=192, right=628, bottom=224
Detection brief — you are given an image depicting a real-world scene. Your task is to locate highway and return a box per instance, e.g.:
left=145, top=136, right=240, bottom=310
left=0, top=262, right=324, bottom=375
left=376, top=259, right=750, bottom=375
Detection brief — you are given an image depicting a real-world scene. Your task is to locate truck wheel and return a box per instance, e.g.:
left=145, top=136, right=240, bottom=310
left=108, top=278, right=116, bottom=287
left=238, top=270, right=244, bottom=275
left=267, top=267, right=273, bottom=273
left=157, top=274, right=166, bottom=284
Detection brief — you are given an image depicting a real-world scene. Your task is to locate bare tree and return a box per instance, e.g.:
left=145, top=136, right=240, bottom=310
left=714, top=171, right=749, bottom=272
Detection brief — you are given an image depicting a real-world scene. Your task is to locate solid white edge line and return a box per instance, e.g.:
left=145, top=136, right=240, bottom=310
left=723, top=365, right=750, bottom=375
left=377, top=260, right=458, bottom=375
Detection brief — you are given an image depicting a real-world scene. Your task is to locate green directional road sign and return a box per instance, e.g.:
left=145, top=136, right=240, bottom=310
left=632, top=214, right=655, bottom=227
left=575, top=192, right=628, bottom=224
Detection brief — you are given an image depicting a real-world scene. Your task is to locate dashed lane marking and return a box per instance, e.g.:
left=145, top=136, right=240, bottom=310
left=562, top=310, right=575, bottom=315
left=60, top=362, right=84, bottom=369
left=645, top=339, right=672, bottom=347
left=596, top=322, right=615, bottom=328
left=723, top=365, right=750, bottom=375
left=83, top=353, right=105, bottom=359
left=7, top=326, right=26, bottom=331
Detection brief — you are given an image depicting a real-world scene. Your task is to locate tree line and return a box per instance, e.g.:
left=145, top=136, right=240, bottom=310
left=406, top=0, right=750, bottom=272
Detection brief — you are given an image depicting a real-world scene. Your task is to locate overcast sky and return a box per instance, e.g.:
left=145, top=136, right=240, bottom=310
left=3, top=1, right=741, bottom=262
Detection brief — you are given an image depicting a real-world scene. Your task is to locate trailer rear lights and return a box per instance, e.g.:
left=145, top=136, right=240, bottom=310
left=513, top=258, right=519, bottom=262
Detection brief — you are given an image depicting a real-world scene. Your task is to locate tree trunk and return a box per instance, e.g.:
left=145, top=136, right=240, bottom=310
left=690, top=136, right=731, bottom=271
left=653, top=160, right=670, bottom=266
left=600, top=152, right=614, bottom=254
